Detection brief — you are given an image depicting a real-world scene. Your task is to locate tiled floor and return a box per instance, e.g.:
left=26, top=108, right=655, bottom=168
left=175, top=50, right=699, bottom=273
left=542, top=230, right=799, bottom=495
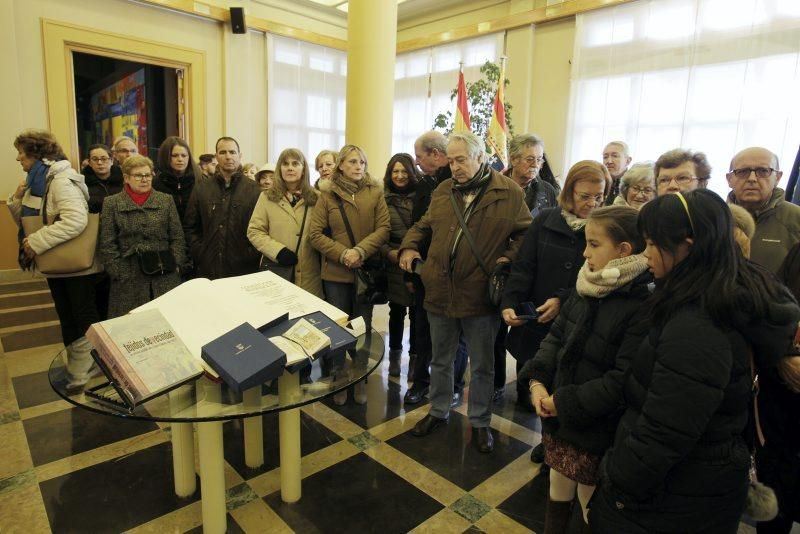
left=0, top=306, right=791, bottom=533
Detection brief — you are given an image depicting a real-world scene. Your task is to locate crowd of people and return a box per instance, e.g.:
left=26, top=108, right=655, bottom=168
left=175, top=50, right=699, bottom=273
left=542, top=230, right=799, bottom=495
left=8, top=127, right=800, bottom=533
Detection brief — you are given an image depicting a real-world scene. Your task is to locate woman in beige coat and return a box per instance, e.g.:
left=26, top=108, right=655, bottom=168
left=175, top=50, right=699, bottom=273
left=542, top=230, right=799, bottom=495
left=308, top=144, right=390, bottom=404
left=247, top=148, right=322, bottom=298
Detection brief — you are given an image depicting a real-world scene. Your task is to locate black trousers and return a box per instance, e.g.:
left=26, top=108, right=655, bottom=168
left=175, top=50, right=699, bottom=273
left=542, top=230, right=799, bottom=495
left=388, top=301, right=417, bottom=353
left=410, top=285, right=467, bottom=393
left=756, top=444, right=800, bottom=533
left=48, top=274, right=101, bottom=347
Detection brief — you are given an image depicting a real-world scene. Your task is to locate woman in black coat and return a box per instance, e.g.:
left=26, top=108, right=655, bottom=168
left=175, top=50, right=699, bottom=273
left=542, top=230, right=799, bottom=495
left=590, top=190, right=800, bottom=533
left=153, top=136, right=204, bottom=222
left=502, top=160, right=612, bottom=413
left=518, top=205, right=651, bottom=533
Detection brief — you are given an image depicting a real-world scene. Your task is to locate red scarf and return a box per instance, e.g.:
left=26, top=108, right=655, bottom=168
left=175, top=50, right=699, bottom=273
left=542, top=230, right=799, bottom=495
left=124, top=184, right=152, bottom=206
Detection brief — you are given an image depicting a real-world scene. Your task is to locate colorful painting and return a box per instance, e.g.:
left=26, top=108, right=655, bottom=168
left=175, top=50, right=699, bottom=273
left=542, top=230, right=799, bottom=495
left=90, top=69, right=147, bottom=154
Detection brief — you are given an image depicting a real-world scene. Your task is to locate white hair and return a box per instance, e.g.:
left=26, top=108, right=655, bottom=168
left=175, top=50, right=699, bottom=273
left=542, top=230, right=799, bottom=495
left=447, top=131, right=484, bottom=160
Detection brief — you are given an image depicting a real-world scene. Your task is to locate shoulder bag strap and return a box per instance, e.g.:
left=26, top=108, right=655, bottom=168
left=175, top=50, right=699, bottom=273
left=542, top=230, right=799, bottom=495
left=334, top=194, right=357, bottom=248
left=449, top=192, right=490, bottom=278
left=748, top=346, right=766, bottom=447
left=290, top=205, right=309, bottom=282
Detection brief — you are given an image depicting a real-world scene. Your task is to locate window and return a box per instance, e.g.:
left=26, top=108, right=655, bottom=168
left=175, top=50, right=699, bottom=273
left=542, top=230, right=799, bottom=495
left=267, top=34, right=347, bottom=173
left=393, top=34, right=503, bottom=156
left=566, top=0, right=800, bottom=197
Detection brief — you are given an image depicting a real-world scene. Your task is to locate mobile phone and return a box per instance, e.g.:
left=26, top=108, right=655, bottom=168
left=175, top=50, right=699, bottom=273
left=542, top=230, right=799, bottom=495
left=514, top=302, right=539, bottom=321
left=411, top=258, right=425, bottom=275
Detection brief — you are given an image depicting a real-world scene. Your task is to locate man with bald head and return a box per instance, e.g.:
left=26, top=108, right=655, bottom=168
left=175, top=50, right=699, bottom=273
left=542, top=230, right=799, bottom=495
left=727, top=146, right=800, bottom=273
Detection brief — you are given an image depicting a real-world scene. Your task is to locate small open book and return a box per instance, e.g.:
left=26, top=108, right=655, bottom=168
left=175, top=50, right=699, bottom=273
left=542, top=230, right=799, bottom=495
left=269, top=318, right=331, bottom=366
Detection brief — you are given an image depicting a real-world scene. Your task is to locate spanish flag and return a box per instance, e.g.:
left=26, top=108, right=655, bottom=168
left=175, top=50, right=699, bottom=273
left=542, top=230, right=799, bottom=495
left=487, top=60, right=508, bottom=168
left=453, top=66, right=471, bottom=133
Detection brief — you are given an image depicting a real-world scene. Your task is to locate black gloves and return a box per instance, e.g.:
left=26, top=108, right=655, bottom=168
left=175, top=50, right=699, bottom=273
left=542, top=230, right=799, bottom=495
left=276, top=248, right=298, bottom=266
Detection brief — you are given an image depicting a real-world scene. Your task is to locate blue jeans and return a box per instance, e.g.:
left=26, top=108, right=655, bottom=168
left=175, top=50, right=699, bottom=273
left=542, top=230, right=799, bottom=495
left=322, top=281, right=373, bottom=376
left=427, top=312, right=500, bottom=427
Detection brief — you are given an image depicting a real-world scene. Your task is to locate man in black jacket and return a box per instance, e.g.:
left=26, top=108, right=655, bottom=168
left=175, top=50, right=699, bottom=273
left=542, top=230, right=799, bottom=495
left=403, top=131, right=468, bottom=407
left=183, top=137, right=261, bottom=279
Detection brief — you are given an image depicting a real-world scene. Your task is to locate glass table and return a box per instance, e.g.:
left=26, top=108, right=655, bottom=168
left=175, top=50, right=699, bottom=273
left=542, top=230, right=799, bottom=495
left=49, top=330, right=384, bottom=534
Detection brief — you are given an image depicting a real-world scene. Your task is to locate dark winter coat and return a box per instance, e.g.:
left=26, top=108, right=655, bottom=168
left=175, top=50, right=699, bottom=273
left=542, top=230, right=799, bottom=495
left=501, top=207, right=587, bottom=360
left=99, top=190, right=187, bottom=318
left=84, top=165, right=123, bottom=214
left=153, top=168, right=199, bottom=222
left=517, top=272, right=652, bottom=456
left=502, top=168, right=558, bottom=218
left=400, top=169, right=532, bottom=318
left=183, top=171, right=261, bottom=280
left=594, top=292, right=799, bottom=532
left=384, top=187, right=415, bottom=307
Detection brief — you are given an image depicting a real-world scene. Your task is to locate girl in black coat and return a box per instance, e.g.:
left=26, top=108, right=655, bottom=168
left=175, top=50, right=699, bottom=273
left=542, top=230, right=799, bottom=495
left=153, top=136, right=204, bottom=222
left=518, top=205, right=651, bottom=533
left=590, top=190, right=800, bottom=534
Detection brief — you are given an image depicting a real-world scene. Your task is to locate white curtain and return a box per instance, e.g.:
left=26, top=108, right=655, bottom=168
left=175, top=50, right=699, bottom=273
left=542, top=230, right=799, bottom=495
left=392, top=33, right=504, bottom=156
left=566, top=0, right=800, bottom=197
left=266, top=34, right=347, bottom=169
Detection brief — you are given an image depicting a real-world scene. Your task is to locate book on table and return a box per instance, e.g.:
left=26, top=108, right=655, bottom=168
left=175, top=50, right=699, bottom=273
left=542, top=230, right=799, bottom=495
left=131, top=271, right=350, bottom=378
left=85, top=308, right=204, bottom=409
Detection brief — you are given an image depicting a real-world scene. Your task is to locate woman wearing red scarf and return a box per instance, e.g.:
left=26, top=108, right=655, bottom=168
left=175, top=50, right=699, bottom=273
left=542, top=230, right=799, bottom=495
left=98, top=155, right=187, bottom=318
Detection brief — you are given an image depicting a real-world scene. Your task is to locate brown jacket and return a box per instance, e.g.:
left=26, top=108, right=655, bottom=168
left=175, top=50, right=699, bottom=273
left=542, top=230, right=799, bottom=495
left=401, top=169, right=532, bottom=318
left=246, top=190, right=323, bottom=298
left=308, top=176, right=390, bottom=284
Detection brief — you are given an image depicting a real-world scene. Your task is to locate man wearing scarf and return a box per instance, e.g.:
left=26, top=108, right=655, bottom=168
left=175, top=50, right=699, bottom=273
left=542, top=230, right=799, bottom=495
left=399, top=132, right=532, bottom=453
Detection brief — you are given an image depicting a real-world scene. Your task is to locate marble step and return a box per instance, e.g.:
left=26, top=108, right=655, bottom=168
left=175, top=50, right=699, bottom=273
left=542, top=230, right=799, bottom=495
left=0, top=279, right=49, bottom=295
left=0, top=290, right=53, bottom=310
left=0, top=320, right=62, bottom=352
left=0, top=303, right=59, bottom=328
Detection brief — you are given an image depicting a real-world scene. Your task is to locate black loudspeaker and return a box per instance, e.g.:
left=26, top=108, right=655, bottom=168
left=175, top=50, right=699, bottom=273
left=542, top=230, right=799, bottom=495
left=230, top=7, right=247, bottom=34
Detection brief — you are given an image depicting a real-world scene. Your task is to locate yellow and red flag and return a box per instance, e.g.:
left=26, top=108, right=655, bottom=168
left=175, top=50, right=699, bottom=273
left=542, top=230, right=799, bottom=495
left=453, top=66, right=471, bottom=133
left=487, top=60, right=509, bottom=168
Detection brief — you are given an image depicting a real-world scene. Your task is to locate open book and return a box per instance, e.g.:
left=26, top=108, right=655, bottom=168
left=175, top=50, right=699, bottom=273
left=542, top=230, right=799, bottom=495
left=131, top=271, right=348, bottom=377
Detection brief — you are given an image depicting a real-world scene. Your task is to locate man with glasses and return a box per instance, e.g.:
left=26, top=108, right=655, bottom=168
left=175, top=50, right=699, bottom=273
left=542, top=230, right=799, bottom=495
left=184, top=136, right=261, bottom=279
left=507, top=134, right=558, bottom=218
left=111, top=137, right=139, bottom=167
left=727, top=146, right=800, bottom=273
left=602, top=141, right=632, bottom=205
left=654, top=148, right=711, bottom=196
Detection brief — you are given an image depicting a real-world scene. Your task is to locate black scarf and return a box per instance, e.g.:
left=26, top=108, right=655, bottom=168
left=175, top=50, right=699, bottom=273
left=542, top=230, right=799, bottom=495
left=451, top=163, right=492, bottom=193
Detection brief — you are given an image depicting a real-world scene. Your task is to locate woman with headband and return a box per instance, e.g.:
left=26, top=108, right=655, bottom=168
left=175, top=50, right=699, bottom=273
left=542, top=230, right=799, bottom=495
left=590, top=190, right=799, bottom=532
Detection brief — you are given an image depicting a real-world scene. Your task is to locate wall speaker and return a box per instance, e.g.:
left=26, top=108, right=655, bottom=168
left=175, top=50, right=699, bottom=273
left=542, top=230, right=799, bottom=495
left=230, top=7, right=247, bottom=34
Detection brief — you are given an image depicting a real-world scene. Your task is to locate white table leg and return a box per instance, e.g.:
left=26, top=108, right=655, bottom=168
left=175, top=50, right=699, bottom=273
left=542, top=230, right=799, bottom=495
left=278, top=371, right=301, bottom=503
left=169, top=389, right=197, bottom=497
left=197, top=420, right=226, bottom=534
left=242, top=387, right=264, bottom=469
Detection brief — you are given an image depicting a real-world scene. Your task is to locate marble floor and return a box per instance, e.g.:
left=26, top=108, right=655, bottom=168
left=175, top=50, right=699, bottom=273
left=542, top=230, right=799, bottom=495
left=0, top=305, right=785, bottom=533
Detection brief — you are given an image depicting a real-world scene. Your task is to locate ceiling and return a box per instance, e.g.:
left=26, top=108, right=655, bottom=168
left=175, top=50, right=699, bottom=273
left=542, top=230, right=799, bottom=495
left=287, top=0, right=499, bottom=23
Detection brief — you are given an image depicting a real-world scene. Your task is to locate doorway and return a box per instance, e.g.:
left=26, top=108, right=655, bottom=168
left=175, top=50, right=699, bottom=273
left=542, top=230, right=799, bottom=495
left=72, top=51, right=183, bottom=163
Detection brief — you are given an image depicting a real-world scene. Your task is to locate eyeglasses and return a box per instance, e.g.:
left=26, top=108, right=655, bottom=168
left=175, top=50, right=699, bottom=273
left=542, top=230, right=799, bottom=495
left=521, top=156, right=545, bottom=165
left=657, top=175, right=697, bottom=186
left=574, top=192, right=604, bottom=203
left=727, top=167, right=776, bottom=180
left=90, top=157, right=110, bottom=164
left=630, top=185, right=656, bottom=195
left=129, top=172, right=153, bottom=181
left=115, top=148, right=137, bottom=154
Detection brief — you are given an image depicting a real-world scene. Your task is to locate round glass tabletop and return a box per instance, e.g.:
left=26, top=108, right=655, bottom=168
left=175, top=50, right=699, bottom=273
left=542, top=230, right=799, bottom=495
left=48, top=329, right=384, bottom=422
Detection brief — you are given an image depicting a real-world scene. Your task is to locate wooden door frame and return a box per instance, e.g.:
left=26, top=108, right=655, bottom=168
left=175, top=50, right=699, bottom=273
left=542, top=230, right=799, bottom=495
left=41, top=19, right=207, bottom=165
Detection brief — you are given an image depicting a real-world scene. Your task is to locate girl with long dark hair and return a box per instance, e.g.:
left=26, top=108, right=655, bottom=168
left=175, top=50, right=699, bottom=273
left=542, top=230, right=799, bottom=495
left=590, top=189, right=799, bottom=533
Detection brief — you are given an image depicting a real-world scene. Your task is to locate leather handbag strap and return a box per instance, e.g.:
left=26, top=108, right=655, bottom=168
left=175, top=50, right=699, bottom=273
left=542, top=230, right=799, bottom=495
left=290, top=205, right=309, bottom=282
left=449, top=192, right=490, bottom=278
left=334, top=195, right=357, bottom=248
left=748, top=346, right=766, bottom=447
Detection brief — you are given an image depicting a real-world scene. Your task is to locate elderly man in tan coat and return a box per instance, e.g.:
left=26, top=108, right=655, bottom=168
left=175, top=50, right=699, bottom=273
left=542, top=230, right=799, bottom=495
left=399, top=132, right=532, bottom=453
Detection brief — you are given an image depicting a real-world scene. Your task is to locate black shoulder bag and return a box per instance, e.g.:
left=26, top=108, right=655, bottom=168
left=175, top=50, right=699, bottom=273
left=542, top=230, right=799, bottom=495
left=449, top=191, right=510, bottom=308
left=334, top=195, right=388, bottom=305
left=259, top=204, right=308, bottom=283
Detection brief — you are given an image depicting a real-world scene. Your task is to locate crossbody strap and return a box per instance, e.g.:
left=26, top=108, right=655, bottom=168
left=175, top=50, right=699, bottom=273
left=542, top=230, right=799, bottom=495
left=290, top=205, right=309, bottom=282
left=334, top=194, right=357, bottom=248
left=449, top=191, right=490, bottom=277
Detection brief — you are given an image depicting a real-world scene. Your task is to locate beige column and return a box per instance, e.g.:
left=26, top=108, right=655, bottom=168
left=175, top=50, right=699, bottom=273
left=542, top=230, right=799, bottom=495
left=345, top=0, right=398, bottom=173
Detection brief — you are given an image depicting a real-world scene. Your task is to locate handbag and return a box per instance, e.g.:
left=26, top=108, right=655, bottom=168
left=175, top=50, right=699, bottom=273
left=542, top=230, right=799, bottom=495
left=334, top=195, right=388, bottom=305
left=21, top=181, right=99, bottom=275
left=259, top=204, right=309, bottom=283
left=449, top=191, right=508, bottom=307
left=137, top=250, right=177, bottom=275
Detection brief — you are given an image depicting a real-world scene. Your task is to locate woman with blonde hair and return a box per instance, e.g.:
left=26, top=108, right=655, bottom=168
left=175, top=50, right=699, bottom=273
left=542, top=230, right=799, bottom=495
left=315, top=149, right=337, bottom=183
left=308, top=144, right=390, bottom=404
left=247, top=148, right=322, bottom=297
